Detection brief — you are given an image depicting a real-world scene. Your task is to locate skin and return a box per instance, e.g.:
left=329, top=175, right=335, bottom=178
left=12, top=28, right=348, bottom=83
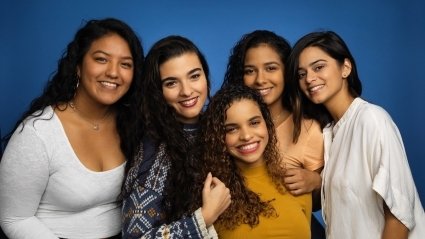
left=56, top=33, right=134, bottom=172
left=160, top=52, right=208, bottom=124
left=224, top=99, right=269, bottom=168
left=244, top=44, right=287, bottom=121
left=159, top=52, right=230, bottom=227
left=298, top=46, right=408, bottom=238
left=297, top=46, right=353, bottom=121
left=244, top=44, right=321, bottom=195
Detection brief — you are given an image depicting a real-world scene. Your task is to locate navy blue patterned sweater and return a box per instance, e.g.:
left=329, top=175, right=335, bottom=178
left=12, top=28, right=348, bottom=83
left=122, top=125, right=217, bottom=239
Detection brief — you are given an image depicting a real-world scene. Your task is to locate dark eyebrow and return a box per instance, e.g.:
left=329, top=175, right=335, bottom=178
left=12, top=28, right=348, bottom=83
left=308, top=59, right=326, bottom=67
left=225, top=115, right=262, bottom=127
left=298, top=59, right=327, bottom=71
left=244, top=61, right=280, bottom=68
left=161, top=77, right=176, bottom=83
left=161, top=68, right=202, bottom=83
left=250, top=115, right=262, bottom=121
left=188, top=68, right=202, bottom=75
left=92, top=50, right=133, bottom=60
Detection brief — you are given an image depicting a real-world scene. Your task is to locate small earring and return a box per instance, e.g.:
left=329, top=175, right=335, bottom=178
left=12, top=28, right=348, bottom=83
left=342, top=74, right=347, bottom=78
left=76, top=75, right=80, bottom=89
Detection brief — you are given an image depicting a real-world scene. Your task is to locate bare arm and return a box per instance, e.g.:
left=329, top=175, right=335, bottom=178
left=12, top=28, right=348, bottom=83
left=382, top=202, right=408, bottom=239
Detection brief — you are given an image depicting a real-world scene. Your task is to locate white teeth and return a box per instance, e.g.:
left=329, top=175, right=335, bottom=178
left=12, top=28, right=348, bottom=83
left=101, top=81, right=117, bottom=88
left=181, top=97, right=197, bottom=107
left=309, top=85, right=323, bottom=92
left=257, top=88, right=271, bottom=96
left=239, top=142, right=257, bottom=151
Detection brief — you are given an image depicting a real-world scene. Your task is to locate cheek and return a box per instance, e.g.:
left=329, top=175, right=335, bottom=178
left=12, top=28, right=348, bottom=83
left=198, top=79, right=209, bottom=96
left=243, top=77, right=255, bottom=87
left=162, top=88, right=176, bottom=105
left=124, top=71, right=134, bottom=82
left=224, top=134, right=237, bottom=150
left=262, top=126, right=269, bottom=142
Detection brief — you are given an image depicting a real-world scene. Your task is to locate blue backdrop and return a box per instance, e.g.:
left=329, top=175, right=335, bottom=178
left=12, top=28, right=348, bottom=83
left=1, top=0, right=424, bottom=221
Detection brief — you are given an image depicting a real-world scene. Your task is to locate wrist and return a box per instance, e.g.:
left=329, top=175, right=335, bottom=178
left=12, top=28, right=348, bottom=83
left=201, top=207, right=213, bottom=227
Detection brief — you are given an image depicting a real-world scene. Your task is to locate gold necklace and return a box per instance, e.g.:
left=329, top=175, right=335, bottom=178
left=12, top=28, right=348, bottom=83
left=272, top=111, right=284, bottom=123
left=69, top=101, right=111, bottom=131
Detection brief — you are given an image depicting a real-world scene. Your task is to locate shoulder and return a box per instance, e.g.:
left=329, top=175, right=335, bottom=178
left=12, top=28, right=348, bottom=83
left=300, top=118, right=323, bottom=140
left=352, top=98, right=394, bottom=129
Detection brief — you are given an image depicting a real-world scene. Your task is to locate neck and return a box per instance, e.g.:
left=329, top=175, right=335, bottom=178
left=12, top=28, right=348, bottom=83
left=325, top=92, right=355, bottom=122
left=71, top=96, right=112, bottom=121
left=69, top=96, right=113, bottom=131
left=268, top=101, right=289, bottom=124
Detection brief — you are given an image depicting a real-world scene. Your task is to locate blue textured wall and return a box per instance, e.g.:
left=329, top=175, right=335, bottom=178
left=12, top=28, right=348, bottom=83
left=1, top=0, right=424, bottom=223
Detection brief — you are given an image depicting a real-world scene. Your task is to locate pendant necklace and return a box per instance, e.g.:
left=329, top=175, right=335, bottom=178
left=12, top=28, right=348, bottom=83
left=69, top=101, right=111, bottom=131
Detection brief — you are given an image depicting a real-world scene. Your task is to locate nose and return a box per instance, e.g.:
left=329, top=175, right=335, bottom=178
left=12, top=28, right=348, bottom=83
left=179, top=81, right=193, bottom=97
left=305, top=71, right=316, bottom=84
left=254, top=70, right=266, bottom=85
left=239, top=127, right=253, bottom=141
left=106, top=62, right=118, bottom=79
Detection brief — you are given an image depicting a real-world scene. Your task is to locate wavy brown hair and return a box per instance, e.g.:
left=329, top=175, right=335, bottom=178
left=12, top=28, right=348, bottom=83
left=195, top=84, right=286, bottom=229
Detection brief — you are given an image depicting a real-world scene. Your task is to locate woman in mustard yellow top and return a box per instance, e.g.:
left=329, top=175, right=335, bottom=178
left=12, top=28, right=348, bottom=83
left=195, top=84, right=311, bottom=239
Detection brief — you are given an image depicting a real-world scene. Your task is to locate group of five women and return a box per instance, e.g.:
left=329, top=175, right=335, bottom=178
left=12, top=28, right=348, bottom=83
left=0, top=17, right=423, bottom=239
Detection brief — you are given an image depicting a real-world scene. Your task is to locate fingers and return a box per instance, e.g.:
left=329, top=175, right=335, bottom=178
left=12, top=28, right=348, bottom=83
left=203, top=172, right=213, bottom=193
left=284, top=168, right=298, bottom=176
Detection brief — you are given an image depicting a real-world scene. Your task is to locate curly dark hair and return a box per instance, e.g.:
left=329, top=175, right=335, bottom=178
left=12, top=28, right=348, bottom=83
left=194, top=84, right=286, bottom=230
left=221, top=30, right=309, bottom=142
left=126, top=35, right=211, bottom=223
left=287, top=30, right=362, bottom=128
left=1, top=18, right=144, bottom=163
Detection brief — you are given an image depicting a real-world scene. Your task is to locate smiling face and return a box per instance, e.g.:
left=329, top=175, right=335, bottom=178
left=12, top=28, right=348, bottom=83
left=297, top=46, right=352, bottom=107
left=224, top=99, right=269, bottom=168
left=243, top=44, right=284, bottom=109
left=76, top=33, right=134, bottom=106
left=160, top=52, right=208, bottom=124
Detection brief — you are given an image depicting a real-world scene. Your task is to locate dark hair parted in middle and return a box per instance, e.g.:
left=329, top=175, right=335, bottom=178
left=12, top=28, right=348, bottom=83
left=287, top=30, right=363, bottom=129
left=137, top=35, right=211, bottom=222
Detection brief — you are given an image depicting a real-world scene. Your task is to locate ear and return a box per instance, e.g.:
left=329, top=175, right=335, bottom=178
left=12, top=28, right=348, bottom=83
left=342, top=58, right=352, bottom=78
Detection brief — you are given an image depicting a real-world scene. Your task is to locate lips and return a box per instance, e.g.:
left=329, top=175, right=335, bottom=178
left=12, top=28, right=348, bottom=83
left=100, top=81, right=118, bottom=89
left=237, top=142, right=259, bottom=154
left=308, top=84, right=324, bottom=94
left=256, top=87, right=272, bottom=96
left=179, top=96, right=198, bottom=107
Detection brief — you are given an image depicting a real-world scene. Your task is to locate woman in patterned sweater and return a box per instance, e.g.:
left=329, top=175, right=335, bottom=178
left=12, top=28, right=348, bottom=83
left=121, top=35, right=231, bottom=239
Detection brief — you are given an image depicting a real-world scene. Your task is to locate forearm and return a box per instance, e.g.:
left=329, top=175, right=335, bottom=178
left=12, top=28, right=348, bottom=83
left=122, top=189, right=216, bottom=238
left=382, top=203, right=408, bottom=239
left=1, top=217, right=58, bottom=239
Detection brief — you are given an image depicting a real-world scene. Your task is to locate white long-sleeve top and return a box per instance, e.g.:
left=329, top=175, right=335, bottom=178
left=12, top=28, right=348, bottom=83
left=0, top=106, right=124, bottom=239
left=321, top=98, right=425, bottom=239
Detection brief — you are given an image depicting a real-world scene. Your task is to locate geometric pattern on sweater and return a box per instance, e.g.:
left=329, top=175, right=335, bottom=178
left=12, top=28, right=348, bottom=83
left=122, top=142, right=208, bottom=238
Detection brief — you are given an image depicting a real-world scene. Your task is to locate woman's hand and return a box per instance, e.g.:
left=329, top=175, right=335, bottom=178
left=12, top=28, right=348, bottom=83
left=201, top=172, right=231, bottom=227
left=284, top=168, right=322, bottom=196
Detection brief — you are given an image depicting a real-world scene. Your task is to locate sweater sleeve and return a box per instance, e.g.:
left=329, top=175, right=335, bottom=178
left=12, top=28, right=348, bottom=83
left=122, top=185, right=217, bottom=239
left=122, top=142, right=217, bottom=239
left=0, top=124, right=58, bottom=239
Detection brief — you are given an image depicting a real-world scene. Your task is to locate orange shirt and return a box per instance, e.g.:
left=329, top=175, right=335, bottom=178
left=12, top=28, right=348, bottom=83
left=276, top=114, right=324, bottom=170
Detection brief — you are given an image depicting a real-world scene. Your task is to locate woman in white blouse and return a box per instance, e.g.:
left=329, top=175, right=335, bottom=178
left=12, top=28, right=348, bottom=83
left=286, top=30, right=425, bottom=239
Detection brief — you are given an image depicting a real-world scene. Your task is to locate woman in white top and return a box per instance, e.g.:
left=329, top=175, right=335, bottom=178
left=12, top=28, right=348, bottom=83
left=0, top=18, right=144, bottom=239
left=287, top=30, right=425, bottom=239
